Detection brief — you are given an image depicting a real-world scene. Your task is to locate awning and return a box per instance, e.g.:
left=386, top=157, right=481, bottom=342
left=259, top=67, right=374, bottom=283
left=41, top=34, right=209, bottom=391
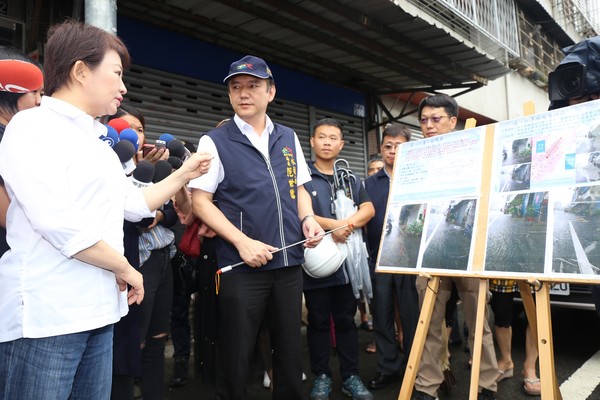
left=118, top=0, right=512, bottom=95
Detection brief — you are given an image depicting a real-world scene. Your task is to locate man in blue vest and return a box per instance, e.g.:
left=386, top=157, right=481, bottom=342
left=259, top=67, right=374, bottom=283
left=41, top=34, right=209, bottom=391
left=189, top=55, right=323, bottom=400
left=302, top=118, right=375, bottom=400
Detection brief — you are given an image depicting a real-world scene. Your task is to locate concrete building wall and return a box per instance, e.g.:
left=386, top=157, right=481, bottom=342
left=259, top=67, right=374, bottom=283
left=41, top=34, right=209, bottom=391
left=449, top=72, right=551, bottom=121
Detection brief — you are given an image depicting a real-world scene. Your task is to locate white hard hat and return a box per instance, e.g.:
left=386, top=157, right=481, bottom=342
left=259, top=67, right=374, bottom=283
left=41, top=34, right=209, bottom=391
left=302, top=234, right=348, bottom=278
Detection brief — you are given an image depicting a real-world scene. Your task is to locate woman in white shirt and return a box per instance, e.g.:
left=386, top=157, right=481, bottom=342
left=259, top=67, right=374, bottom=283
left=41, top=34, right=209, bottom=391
left=0, top=20, right=211, bottom=400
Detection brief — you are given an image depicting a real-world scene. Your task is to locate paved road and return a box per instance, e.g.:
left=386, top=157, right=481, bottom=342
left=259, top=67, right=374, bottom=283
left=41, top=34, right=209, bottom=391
left=162, top=302, right=600, bottom=400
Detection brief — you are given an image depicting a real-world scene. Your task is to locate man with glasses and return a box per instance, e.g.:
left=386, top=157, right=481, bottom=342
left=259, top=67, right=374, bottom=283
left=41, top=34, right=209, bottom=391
left=363, top=124, right=419, bottom=391
left=411, top=94, right=499, bottom=400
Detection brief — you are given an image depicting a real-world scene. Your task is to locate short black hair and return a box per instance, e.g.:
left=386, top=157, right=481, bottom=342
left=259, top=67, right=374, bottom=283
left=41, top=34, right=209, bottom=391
left=418, top=94, right=459, bottom=119
left=312, top=117, right=344, bottom=139
left=382, top=123, right=411, bottom=142
left=183, top=141, right=197, bottom=154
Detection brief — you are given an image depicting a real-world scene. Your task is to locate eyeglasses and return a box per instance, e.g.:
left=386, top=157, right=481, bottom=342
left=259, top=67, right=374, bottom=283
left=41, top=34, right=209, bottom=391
left=419, top=115, right=449, bottom=125
left=382, top=143, right=403, bottom=151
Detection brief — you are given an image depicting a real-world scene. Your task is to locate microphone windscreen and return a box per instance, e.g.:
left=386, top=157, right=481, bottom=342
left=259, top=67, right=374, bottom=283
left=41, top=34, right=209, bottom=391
left=101, top=125, right=120, bottom=148
left=168, top=156, right=183, bottom=170
left=0, top=60, right=43, bottom=93
left=158, top=133, right=176, bottom=144
left=113, top=140, right=136, bottom=163
left=119, top=128, right=140, bottom=152
left=167, top=139, right=186, bottom=159
left=108, top=117, right=131, bottom=133
left=131, top=160, right=155, bottom=188
left=153, top=160, right=172, bottom=183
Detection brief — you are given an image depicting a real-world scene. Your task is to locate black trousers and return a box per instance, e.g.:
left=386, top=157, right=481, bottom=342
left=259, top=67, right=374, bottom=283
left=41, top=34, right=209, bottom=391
left=170, top=289, right=192, bottom=360
left=216, top=266, right=303, bottom=400
left=304, top=283, right=359, bottom=380
left=372, top=273, right=419, bottom=375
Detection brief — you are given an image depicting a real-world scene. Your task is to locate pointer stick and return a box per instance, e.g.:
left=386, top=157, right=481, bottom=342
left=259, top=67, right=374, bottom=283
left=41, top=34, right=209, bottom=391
left=216, top=223, right=352, bottom=274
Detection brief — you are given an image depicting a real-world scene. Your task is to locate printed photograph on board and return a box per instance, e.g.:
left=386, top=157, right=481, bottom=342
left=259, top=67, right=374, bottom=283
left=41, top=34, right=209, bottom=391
left=420, top=199, right=477, bottom=271
left=552, top=186, right=600, bottom=275
left=485, top=191, right=548, bottom=274
left=378, top=203, right=425, bottom=269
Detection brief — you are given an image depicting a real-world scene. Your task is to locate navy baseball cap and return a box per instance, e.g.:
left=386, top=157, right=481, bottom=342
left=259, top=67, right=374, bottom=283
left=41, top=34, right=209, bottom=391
left=223, top=55, right=274, bottom=83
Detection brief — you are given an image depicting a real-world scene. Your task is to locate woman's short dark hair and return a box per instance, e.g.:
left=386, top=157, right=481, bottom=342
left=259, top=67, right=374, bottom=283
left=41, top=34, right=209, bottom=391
left=0, top=46, right=42, bottom=117
left=43, top=19, right=130, bottom=96
left=417, top=94, right=459, bottom=119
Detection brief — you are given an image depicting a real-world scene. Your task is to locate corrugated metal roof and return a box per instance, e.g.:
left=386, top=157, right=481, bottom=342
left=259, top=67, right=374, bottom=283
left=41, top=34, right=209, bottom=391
left=118, top=0, right=511, bottom=95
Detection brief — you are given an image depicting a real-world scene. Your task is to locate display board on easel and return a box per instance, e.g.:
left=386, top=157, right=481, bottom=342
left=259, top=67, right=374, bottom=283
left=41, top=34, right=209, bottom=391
left=377, top=99, right=600, bottom=283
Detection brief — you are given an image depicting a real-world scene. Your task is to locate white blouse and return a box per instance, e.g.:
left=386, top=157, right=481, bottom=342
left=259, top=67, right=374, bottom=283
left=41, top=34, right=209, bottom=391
left=0, top=96, right=152, bottom=341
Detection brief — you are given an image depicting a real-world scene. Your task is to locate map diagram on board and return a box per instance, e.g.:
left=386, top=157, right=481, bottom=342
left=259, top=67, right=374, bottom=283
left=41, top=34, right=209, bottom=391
left=377, top=99, right=600, bottom=282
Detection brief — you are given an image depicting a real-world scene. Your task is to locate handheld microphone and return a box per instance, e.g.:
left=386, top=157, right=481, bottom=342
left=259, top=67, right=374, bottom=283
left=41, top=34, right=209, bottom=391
left=113, top=140, right=136, bottom=174
left=130, top=160, right=155, bottom=188
left=158, top=133, right=176, bottom=144
left=113, top=140, right=136, bottom=163
left=119, top=128, right=140, bottom=152
left=167, top=156, right=183, bottom=170
left=107, top=117, right=131, bottom=133
left=166, top=139, right=186, bottom=159
left=153, top=160, right=173, bottom=183
left=0, top=60, right=43, bottom=93
left=100, top=125, right=120, bottom=148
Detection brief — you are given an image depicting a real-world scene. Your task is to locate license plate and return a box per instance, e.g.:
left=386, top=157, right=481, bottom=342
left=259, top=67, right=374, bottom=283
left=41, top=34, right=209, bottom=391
left=550, top=283, right=570, bottom=296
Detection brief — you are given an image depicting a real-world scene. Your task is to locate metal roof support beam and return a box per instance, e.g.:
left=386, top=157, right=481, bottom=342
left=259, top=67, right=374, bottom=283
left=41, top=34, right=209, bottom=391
left=368, top=82, right=483, bottom=131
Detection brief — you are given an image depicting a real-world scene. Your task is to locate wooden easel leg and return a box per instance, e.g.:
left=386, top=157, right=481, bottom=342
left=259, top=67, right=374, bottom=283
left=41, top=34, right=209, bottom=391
left=468, top=279, right=488, bottom=400
left=536, top=283, right=562, bottom=400
left=398, top=276, right=440, bottom=400
left=517, top=280, right=537, bottom=344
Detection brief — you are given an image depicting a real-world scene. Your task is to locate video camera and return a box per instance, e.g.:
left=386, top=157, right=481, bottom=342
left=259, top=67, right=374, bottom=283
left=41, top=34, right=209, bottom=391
left=548, top=62, right=587, bottom=102
left=548, top=36, right=600, bottom=109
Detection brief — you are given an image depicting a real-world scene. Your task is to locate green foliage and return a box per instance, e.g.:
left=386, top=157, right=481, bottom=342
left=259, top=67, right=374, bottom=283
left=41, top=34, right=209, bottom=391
left=406, top=219, right=423, bottom=236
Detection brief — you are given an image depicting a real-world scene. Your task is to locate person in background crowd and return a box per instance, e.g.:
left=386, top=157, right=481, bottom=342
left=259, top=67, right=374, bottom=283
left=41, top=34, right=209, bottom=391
left=363, top=123, right=418, bottom=391
left=0, top=46, right=44, bottom=257
left=0, top=20, right=212, bottom=400
left=136, top=156, right=181, bottom=400
left=360, top=157, right=383, bottom=355
left=111, top=104, right=169, bottom=164
left=489, top=280, right=540, bottom=396
left=412, top=93, right=498, bottom=400
left=168, top=137, right=221, bottom=388
left=303, top=117, right=375, bottom=400
left=366, top=158, right=383, bottom=177
left=190, top=54, right=323, bottom=400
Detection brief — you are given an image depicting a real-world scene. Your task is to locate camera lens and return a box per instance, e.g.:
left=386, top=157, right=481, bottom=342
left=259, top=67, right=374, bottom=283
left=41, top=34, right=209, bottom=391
left=548, top=62, right=587, bottom=102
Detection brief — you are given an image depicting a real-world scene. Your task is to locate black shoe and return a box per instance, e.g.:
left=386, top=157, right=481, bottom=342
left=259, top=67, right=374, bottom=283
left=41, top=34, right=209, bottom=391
left=478, top=388, right=497, bottom=400
left=368, top=371, right=397, bottom=390
left=169, top=358, right=189, bottom=388
left=411, top=390, right=437, bottom=400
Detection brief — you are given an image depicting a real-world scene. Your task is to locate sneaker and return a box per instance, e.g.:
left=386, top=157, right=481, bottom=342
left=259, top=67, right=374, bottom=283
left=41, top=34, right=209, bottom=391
left=310, top=374, right=332, bottom=400
left=478, top=388, right=497, bottom=400
left=411, top=391, right=437, bottom=400
left=342, top=375, right=373, bottom=400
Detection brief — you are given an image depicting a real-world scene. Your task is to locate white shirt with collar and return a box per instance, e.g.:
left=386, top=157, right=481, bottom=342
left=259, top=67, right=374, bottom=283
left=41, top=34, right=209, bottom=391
left=189, top=114, right=310, bottom=193
left=0, top=96, right=153, bottom=342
